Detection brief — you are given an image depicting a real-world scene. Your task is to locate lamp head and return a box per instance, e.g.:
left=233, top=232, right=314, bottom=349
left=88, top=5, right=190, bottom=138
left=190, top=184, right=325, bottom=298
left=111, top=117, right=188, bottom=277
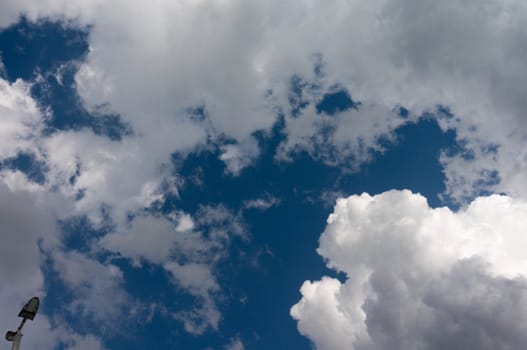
left=18, top=297, right=39, bottom=321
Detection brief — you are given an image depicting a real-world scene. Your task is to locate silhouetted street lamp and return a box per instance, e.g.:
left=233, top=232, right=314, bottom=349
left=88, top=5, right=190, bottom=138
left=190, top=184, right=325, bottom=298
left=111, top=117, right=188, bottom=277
left=5, top=297, right=39, bottom=350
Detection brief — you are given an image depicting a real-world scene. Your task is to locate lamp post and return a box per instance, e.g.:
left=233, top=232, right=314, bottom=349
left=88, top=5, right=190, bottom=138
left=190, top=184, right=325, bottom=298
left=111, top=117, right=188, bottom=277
left=5, top=297, right=39, bottom=350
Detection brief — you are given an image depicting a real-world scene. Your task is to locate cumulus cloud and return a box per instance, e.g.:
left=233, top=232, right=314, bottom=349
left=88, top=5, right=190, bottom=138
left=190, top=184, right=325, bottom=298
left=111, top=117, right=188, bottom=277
left=1, top=0, right=523, bottom=199
left=0, top=78, right=42, bottom=159
left=0, top=65, right=206, bottom=337
left=0, top=70, right=205, bottom=225
left=41, top=121, right=205, bottom=224
left=2, top=0, right=527, bottom=202
left=2, top=0, right=527, bottom=342
left=291, top=190, right=527, bottom=350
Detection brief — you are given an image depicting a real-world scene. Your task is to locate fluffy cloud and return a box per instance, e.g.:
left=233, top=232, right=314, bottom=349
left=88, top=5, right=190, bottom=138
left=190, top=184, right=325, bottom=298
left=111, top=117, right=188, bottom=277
left=2, top=0, right=527, bottom=342
left=1, top=0, right=523, bottom=198
left=276, top=102, right=412, bottom=168
left=220, top=137, right=260, bottom=176
left=0, top=78, right=115, bottom=345
left=0, top=78, right=42, bottom=159
left=0, top=69, right=205, bottom=225
left=291, top=190, right=527, bottom=350
left=41, top=121, right=205, bottom=224
left=2, top=0, right=527, bottom=202
left=0, top=72, right=240, bottom=336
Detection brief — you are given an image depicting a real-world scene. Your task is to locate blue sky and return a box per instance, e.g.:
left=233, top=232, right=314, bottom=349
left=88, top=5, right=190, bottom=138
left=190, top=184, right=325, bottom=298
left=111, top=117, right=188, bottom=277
left=1, top=2, right=527, bottom=350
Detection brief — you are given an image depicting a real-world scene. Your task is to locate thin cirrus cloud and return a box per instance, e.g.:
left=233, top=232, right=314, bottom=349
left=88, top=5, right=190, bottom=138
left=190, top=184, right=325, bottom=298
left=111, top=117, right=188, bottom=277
left=291, top=190, right=527, bottom=350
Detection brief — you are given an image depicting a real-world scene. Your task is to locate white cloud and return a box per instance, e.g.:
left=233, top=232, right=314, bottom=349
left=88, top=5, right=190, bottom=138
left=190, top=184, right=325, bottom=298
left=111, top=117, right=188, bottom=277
left=41, top=122, right=205, bottom=225
left=0, top=183, right=56, bottom=287
left=165, top=205, right=247, bottom=333
left=0, top=76, right=199, bottom=227
left=220, top=137, right=260, bottom=176
left=1, top=312, right=108, bottom=350
left=100, top=215, right=183, bottom=265
left=2, top=0, right=527, bottom=200
left=291, top=190, right=527, bottom=350
left=7, top=0, right=519, bottom=199
left=99, top=206, right=244, bottom=267
left=0, top=1, right=419, bottom=177
left=165, top=262, right=219, bottom=296
left=0, top=79, right=111, bottom=345
left=51, top=250, right=133, bottom=329
left=277, top=102, right=413, bottom=168
left=224, top=336, right=245, bottom=350
left=165, top=261, right=221, bottom=335
left=0, top=178, right=65, bottom=337
left=243, top=195, right=280, bottom=211
left=2, top=0, right=527, bottom=342
left=195, top=204, right=247, bottom=243
left=64, top=333, right=109, bottom=350
left=97, top=205, right=245, bottom=334
left=0, top=181, right=109, bottom=350
left=439, top=120, right=527, bottom=201
left=0, top=73, right=185, bottom=337
left=0, top=58, right=6, bottom=76
left=0, top=78, right=42, bottom=159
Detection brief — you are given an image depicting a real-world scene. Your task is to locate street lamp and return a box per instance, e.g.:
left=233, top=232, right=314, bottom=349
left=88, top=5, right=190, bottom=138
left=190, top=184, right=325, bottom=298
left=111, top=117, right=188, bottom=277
left=5, top=297, right=39, bottom=350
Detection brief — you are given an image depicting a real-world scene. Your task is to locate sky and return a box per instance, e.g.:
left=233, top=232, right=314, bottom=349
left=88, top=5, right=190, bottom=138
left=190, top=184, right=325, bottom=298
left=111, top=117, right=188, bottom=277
left=0, top=1, right=527, bottom=349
